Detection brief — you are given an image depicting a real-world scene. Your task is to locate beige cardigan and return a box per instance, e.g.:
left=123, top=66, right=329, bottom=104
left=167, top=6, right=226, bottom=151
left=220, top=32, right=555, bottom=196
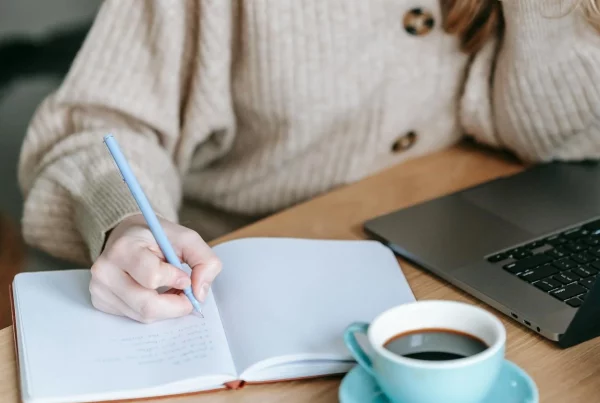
left=17, top=0, right=600, bottom=264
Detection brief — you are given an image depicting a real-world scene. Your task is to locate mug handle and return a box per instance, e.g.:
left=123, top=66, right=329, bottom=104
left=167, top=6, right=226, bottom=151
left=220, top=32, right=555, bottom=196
left=344, top=322, right=375, bottom=377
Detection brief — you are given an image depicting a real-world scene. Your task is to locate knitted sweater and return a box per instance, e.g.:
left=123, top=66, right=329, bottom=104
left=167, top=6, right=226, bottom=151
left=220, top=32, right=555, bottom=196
left=18, top=0, right=600, bottom=265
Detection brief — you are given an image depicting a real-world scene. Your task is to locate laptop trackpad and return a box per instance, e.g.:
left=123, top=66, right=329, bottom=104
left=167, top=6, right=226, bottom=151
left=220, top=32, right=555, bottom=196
left=460, top=163, right=600, bottom=236
left=366, top=195, right=535, bottom=270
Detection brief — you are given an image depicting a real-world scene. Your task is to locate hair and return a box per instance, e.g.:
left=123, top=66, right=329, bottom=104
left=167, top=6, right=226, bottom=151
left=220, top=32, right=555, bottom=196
left=441, top=0, right=600, bottom=54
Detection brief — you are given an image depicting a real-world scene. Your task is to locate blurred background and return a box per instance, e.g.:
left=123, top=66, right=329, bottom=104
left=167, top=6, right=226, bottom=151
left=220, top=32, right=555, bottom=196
left=0, top=0, right=102, bottom=272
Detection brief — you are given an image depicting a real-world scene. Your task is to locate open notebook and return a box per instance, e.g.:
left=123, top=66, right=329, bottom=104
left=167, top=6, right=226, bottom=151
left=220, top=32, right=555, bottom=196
left=11, top=237, right=415, bottom=403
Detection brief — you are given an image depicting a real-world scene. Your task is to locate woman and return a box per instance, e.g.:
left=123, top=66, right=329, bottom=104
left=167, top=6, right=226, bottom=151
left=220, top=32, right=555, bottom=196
left=17, top=0, right=600, bottom=323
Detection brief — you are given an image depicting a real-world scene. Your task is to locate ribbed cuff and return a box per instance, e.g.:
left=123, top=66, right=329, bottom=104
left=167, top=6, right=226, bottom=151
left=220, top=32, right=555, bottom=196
left=501, top=0, right=578, bottom=60
left=492, top=4, right=600, bottom=164
left=74, top=170, right=179, bottom=261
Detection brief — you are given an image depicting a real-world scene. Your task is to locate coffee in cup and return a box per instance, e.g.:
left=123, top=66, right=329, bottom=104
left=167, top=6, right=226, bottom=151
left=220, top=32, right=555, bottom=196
left=383, top=328, right=488, bottom=361
left=344, top=300, right=506, bottom=403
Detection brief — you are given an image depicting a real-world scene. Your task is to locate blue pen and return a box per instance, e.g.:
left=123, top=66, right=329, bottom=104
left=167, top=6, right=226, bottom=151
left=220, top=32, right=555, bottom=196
left=103, top=134, right=203, bottom=316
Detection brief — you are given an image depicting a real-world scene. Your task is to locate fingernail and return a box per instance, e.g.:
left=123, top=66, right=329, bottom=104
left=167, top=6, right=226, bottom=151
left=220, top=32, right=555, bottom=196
left=176, top=277, right=191, bottom=289
left=197, top=283, right=210, bottom=302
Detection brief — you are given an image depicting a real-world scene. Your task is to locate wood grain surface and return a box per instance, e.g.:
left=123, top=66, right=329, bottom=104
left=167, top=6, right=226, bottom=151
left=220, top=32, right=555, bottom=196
left=2, top=144, right=597, bottom=402
left=0, top=213, right=24, bottom=330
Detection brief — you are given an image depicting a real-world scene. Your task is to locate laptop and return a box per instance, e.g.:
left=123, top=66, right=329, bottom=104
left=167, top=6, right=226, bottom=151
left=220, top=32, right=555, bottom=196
left=363, top=160, right=600, bottom=348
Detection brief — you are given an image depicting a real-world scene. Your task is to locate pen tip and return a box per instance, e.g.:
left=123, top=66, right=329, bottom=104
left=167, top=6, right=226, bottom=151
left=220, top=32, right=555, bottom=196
left=191, top=311, right=204, bottom=319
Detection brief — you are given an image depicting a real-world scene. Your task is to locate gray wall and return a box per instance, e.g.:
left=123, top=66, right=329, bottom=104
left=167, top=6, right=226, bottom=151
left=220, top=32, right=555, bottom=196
left=0, top=0, right=99, bottom=36
left=0, top=0, right=102, bottom=270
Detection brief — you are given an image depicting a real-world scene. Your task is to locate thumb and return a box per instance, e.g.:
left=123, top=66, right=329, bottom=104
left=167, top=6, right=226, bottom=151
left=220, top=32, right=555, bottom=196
left=190, top=257, right=222, bottom=301
left=175, top=231, right=222, bottom=302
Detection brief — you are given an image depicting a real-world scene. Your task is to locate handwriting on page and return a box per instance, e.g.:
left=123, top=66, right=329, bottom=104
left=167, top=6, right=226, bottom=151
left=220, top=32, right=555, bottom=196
left=95, top=321, right=215, bottom=367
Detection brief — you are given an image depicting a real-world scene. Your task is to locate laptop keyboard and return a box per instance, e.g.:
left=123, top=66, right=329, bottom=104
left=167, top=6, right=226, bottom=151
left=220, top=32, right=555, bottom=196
left=487, top=218, right=600, bottom=309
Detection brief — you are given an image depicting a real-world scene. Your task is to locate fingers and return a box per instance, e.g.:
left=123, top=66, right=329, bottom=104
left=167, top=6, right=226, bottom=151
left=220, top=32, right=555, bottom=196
left=175, top=229, right=222, bottom=302
left=112, top=269, right=193, bottom=322
left=90, top=281, right=140, bottom=320
left=91, top=298, right=122, bottom=317
left=91, top=255, right=193, bottom=323
left=114, top=241, right=191, bottom=291
left=90, top=218, right=220, bottom=324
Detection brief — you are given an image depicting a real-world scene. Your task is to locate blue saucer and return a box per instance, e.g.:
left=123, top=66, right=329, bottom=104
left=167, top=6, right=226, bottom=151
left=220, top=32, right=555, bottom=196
left=339, top=359, right=538, bottom=403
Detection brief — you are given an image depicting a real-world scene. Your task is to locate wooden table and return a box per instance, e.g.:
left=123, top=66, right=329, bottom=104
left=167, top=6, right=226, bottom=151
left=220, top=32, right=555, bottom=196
left=2, top=143, right=600, bottom=402
left=0, top=213, right=24, bottom=330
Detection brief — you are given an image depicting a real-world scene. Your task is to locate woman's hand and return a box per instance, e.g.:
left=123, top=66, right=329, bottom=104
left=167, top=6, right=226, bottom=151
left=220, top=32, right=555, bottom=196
left=89, top=214, right=221, bottom=323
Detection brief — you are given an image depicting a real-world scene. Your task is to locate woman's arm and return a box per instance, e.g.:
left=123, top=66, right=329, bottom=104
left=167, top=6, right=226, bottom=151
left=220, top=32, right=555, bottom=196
left=460, top=1, right=600, bottom=162
left=18, top=0, right=197, bottom=264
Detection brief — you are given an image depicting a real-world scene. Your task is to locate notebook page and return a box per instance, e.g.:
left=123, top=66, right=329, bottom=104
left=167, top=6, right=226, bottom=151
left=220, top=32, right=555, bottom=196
left=211, top=238, right=415, bottom=377
left=13, top=270, right=236, bottom=402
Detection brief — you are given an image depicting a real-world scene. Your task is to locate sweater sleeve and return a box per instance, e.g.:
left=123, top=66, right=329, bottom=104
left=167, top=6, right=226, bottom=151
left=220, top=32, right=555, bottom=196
left=18, top=0, right=197, bottom=264
left=460, top=0, right=600, bottom=162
